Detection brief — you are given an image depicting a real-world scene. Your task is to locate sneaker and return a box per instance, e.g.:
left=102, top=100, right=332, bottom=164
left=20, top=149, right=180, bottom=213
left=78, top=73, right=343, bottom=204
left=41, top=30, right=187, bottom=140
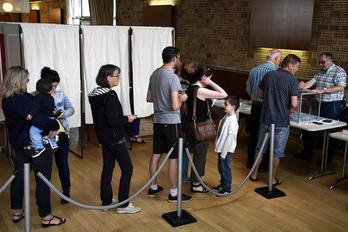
left=168, top=193, right=192, bottom=203
left=32, top=148, right=46, bottom=158
left=102, top=198, right=117, bottom=211
left=116, top=203, right=141, bottom=214
left=148, top=185, right=163, bottom=197
left=216, top=189, right=231, bottom=197
left=212, top=185, right=223, bottom=192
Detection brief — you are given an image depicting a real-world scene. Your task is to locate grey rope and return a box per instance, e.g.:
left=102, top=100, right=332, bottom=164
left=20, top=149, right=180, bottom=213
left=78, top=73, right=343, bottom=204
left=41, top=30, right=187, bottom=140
left=0, top=168, right=21, bottom=194
left=37, top=145, right=175, bottom=210
left=0, top=174, right=16, bottom=194
left=187, top=133, right=269, bottom=197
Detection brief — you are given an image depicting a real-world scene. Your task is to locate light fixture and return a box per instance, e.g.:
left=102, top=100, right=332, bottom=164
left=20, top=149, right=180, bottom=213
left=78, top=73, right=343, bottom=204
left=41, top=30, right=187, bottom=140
left=149, top=0, right=176, bottom=6
left=2, top=2, right=14, bottom=12
left=31, top=3, right=40, bottom=11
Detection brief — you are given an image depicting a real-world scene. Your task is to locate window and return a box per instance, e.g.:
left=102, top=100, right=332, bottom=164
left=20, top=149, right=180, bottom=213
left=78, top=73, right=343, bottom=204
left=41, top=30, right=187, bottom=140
left=67, top=0, right=90, bottom=25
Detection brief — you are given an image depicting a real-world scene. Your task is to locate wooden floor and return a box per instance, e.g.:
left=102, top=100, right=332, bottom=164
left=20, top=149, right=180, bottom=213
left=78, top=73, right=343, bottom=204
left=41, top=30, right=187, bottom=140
left=0, top=129, right=348, bottom=232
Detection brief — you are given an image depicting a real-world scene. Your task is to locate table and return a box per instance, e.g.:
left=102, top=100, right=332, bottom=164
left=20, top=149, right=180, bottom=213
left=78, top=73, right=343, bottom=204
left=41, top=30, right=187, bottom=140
left=213, top=99, right=348, bottom=180
left=290, top=119, right=347, bottom=180
left=213, top=99, right=251, bottom=115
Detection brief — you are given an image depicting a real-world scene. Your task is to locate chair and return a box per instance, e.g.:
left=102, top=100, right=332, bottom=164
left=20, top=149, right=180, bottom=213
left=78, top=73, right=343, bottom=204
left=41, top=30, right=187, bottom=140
left=327, top=131, right=348, bottom=189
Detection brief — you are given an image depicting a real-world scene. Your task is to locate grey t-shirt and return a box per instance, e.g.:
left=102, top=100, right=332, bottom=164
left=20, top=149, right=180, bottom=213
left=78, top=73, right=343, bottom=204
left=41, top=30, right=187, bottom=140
left=148, top=67, right=182, bottom=124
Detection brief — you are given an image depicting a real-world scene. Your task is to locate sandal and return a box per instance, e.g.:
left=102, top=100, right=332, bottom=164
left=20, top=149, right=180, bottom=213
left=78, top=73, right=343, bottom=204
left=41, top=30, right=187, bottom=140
left=272, top=177, right=282, bottom=186
left=191, top=183, right=208, bottom=193
left=41, top=215, right=66, bottom=228
left=12, top=213, right=24, bottom=223
left=130, top=135, right=145, bottom=144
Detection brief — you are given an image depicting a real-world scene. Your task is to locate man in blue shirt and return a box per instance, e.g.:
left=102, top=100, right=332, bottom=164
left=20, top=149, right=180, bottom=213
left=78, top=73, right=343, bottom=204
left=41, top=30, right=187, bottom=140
left=245, top=49, right=281, bottom=169
left=250, top=54, right=300, bottom=185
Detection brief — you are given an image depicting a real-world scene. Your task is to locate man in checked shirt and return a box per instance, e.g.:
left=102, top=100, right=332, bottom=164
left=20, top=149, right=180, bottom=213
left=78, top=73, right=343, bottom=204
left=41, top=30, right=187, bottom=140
left=297, top=52, right=347, bottom=163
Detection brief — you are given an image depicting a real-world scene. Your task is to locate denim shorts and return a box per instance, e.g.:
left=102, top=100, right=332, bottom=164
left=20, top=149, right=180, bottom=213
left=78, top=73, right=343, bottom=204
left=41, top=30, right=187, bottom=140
left=255, top=123, right=290, bottom=158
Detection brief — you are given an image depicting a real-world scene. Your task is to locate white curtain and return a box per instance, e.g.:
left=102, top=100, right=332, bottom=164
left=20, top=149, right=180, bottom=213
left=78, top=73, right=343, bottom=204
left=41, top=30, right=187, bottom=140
left=131, top=26, right=173, bottom=117
left=81, top=25, right=130, bottom=124
left=21, top=23, right=81, bottom=128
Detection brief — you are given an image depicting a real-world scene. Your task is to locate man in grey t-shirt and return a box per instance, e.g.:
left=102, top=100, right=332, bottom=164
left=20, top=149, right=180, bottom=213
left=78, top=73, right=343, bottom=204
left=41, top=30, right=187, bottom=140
left=146, top=46, right=192, bottom=202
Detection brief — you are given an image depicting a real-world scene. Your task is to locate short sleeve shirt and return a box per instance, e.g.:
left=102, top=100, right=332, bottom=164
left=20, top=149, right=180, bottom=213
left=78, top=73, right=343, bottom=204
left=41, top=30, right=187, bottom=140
left=148, top=67, right=182, bottom=124
left=260, top=69, right=300, bottom=127
left=306, top=64, right=347, bottom=102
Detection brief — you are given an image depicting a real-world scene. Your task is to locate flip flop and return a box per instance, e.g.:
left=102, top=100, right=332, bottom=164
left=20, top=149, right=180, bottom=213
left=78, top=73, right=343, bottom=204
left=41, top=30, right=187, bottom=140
left=272, top=178, right=282, bottom=186
left=130, top=136, right=145, bottom=144
left=12, top=213, right=24, bottom=223
left=191, top=183, right=208, bottom=193
left=41, top=215, right=66, bottom=228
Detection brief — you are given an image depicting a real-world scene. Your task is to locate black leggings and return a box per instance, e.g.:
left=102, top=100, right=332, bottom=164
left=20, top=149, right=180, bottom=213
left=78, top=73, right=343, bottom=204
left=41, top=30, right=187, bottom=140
left=11, top=149, right=53, bottom=218
left=100, top=142, right=133, bottom=207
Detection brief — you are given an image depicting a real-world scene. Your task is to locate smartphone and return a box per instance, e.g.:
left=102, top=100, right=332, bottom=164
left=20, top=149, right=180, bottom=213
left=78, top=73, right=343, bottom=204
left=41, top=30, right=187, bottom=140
left=322, top=119, right=332, bottom=123
left=312, top=121, right=322, bottom=125
left=54, top=110, right=63, bottom=118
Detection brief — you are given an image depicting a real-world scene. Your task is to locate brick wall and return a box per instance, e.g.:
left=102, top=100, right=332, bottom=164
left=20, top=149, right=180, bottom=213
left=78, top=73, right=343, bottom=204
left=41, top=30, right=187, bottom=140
left=117, top=0, right=348, bottom=80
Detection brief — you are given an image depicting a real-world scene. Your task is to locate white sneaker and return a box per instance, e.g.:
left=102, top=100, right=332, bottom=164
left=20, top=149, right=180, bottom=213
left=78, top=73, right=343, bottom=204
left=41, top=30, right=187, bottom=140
left=116, top=203, right=141, bottom=214
left=102, top=198, right=117, bottom=211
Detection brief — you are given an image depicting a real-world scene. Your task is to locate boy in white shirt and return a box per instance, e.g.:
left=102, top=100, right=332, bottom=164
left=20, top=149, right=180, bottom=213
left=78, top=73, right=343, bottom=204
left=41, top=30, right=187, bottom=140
left=213, top=96, right=239, bottom=195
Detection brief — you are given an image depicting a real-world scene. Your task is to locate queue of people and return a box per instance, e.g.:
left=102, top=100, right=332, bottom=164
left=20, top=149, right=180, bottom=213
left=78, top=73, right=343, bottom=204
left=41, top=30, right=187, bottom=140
left=1, top=46, right=346, bottom=228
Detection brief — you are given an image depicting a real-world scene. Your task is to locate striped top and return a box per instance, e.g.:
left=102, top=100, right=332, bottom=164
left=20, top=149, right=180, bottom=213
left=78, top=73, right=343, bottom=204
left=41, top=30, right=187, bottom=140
left=307, top=64, right=347, bottom=102
left=246, top=61, right=277, bottom=102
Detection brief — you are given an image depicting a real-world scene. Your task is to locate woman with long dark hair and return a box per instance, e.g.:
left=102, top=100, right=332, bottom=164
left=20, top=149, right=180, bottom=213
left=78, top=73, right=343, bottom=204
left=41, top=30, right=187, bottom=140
left=186, top=65, right=227, bottom=192
left=40, top=67, right=74, bottom=204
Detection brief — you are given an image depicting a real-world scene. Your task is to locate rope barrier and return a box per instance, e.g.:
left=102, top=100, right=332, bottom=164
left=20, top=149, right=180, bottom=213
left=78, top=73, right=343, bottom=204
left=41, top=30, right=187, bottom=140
left=0, top=175, right=16, bottom=194
left=0, top=168, right=22, bottom=194
left=36, top=145, right=175, bottom=210
left=186, top=133, right=269, bottom=197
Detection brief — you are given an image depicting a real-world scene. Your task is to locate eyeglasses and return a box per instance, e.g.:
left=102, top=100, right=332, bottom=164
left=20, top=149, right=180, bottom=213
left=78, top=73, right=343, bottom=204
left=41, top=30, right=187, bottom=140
left=318, top=60, right=327, bottom=64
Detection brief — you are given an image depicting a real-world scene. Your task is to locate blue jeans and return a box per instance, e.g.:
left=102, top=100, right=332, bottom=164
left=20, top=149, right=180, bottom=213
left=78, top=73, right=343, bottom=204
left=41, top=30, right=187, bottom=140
left=218, top=152, right=232, bottom=191
left=256, top=124, right=290, bottom=158
left=30, top=125, right=57, bottom=150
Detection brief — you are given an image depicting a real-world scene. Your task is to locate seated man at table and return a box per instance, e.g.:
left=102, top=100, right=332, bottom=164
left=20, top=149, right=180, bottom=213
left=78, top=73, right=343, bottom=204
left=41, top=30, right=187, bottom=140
left=297, top=52, right=347, bottom=163
left=250, top=54, right=300, bottom=185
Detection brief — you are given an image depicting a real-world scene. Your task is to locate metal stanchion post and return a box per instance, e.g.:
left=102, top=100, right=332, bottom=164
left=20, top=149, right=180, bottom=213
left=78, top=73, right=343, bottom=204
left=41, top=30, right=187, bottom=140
left=177, top=137, right=183, bottom=217
left=255, top=124, right=286, bottom=199
left=268, top=124, right=275, bottom=192
left=24, top=163, right=31, bottom=232
left=162, top=137, right=196, bottom=227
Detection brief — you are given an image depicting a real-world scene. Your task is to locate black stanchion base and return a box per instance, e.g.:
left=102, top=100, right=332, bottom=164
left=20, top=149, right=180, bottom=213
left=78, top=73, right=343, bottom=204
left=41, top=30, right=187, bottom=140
left=255, top=186, right=286, bottom=199
left=162, top=210, right=197, bottom=227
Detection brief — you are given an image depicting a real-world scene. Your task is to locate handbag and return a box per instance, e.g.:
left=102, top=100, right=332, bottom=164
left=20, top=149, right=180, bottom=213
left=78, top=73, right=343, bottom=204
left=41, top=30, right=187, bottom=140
left=192, top=87, right=216, bottom=141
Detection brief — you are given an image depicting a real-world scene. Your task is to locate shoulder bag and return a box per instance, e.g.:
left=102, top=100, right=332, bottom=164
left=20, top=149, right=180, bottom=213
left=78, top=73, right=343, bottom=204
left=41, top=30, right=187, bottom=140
left=192, top=87, right=216, bottom=141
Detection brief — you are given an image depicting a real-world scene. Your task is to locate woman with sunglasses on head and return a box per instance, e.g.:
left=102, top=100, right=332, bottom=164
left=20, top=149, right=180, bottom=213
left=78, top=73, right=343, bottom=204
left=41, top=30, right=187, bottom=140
left=185, top=65, right=227, bottom=193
